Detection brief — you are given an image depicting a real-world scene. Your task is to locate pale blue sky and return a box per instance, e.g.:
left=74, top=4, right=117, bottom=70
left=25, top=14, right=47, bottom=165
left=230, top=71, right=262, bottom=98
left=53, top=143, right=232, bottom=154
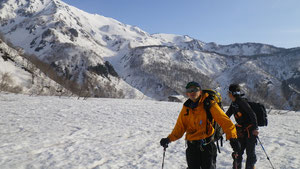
left=62, top=0, right=300, bottom=48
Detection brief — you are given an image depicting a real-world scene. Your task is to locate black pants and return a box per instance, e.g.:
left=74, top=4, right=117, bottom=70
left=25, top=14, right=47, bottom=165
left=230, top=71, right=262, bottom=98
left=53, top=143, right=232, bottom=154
left=234, top=131, right=257, bottom=169
left=186, top=141, right=217, bottom=169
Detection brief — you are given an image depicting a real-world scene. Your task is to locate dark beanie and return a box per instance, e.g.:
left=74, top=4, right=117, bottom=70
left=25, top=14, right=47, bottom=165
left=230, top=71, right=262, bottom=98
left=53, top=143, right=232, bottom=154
left=186, top=81, right=201, bottom=89
left=229, top=83, right=242, bottom=96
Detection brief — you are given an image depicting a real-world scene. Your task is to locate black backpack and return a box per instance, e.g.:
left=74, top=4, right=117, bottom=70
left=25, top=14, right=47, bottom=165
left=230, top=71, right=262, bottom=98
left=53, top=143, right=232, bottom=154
left=247, top=101, right=268, bottom=127
left=202, top=89, right=224, bottom=153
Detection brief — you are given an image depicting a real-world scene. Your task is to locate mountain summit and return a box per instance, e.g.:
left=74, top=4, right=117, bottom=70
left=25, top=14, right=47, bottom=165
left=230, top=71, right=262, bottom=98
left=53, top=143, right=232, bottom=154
left=0, top=0, right=299, bottom=110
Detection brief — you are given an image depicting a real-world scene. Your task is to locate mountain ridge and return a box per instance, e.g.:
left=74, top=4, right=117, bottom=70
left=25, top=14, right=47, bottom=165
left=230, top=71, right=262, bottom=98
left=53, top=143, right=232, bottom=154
left=0, top=0, right=299, bottom=110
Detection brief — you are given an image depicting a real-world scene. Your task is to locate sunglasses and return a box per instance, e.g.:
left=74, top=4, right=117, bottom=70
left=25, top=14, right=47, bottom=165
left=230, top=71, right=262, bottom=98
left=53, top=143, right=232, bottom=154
left=186, top=87, right=200, bottom=93
left=228, top=91, right=241, bottom=95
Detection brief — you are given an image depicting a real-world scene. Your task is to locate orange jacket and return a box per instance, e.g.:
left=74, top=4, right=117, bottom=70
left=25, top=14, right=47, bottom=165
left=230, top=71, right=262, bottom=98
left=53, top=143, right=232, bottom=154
left=168, top=93, right=237, bottom=142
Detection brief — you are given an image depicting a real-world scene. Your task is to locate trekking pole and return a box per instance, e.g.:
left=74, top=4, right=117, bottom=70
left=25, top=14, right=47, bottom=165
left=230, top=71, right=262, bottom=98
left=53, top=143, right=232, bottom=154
left=257, top=136, right=275, bottom=169
left=161, top=147, right=167, bottom=169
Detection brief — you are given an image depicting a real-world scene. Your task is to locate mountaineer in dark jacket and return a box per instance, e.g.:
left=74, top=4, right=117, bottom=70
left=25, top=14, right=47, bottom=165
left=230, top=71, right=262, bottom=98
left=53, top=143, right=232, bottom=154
left=226, top=83, right=259, bottom=169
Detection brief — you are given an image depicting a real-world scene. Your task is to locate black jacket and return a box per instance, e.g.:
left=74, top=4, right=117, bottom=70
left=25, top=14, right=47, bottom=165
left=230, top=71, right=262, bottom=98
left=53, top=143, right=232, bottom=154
left=226, top=97, right=258, bottom=130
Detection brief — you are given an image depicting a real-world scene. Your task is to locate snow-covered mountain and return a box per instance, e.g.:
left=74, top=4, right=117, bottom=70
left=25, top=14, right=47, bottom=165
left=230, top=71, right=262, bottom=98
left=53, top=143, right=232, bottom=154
left=0, top=37, right=71, bottom=96
left=0, top=0, right=299, bottom=110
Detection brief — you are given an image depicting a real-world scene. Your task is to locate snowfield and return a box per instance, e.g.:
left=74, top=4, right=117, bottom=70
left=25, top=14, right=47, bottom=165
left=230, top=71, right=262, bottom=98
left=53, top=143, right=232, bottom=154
left=0, top=93, right=299, bottom=169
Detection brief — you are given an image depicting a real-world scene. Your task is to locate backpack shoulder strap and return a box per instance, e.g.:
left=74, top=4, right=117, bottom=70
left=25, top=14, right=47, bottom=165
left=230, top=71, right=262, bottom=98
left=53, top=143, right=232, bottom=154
left=203, top=93, right=223, bottom=153
left=203, top=93, right=214, bottom=122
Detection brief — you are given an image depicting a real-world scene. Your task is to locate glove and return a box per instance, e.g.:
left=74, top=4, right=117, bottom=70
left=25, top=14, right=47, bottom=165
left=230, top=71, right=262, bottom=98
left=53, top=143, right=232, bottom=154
left=252, top=129, right=259, bottom=136
left=160, top=138, right=170, bottom=148
left=230, top=138, right=241, bottom=153
left=232, top=152, right=238, bottom=160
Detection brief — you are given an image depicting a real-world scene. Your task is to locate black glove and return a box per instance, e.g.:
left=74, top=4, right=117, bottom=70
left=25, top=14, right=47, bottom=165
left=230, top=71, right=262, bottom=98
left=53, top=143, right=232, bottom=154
left=160, top=138, right=170, bottom=148
left=230, top=138, right=241, bottom=153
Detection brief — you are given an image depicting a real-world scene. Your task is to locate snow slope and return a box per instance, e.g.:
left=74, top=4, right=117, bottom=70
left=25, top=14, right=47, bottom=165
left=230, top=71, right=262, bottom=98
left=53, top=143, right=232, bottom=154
left=0, top=93, right=299, bottom=169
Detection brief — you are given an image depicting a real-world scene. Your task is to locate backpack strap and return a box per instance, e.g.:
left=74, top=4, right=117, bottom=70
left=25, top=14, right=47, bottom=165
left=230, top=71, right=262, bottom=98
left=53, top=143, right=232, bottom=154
left=203, top=94, right=214, bottom=122
left=203, top=95, right=215, bottom=136
left=203, top=93, right=223, bottom=153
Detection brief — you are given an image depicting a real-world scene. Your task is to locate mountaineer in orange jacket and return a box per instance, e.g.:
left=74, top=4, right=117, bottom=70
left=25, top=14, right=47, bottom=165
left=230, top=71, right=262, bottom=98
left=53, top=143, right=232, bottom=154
left=160, top=81, right=240, bottom=169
